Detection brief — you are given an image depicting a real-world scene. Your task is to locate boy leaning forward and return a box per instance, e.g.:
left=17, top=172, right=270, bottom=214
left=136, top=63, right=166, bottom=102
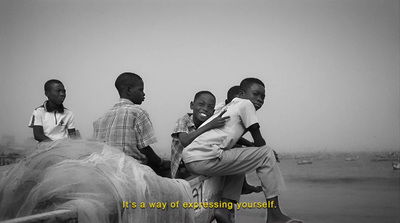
left=182, top=78, right=302, bottom=223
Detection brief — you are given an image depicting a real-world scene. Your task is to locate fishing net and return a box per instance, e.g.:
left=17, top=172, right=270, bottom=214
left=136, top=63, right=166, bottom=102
left=0, top=139, right=195, bottom=222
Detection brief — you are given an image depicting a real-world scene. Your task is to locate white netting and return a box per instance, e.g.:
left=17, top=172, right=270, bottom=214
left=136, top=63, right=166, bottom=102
left=0, top=139, right=195, bottom=223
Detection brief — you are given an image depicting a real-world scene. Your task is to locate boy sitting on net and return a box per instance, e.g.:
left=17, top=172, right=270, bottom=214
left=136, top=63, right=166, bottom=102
left=182, top=78, right=302, bottom=223
left=28, top=79, right=76, bottom=142
left=170, top=90, right=262, bottom=196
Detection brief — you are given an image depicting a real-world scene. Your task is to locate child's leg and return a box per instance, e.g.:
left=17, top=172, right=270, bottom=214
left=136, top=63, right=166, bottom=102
left=186, top=146, right=302, bottom=223
left=241, top=176, right=263, bottom=194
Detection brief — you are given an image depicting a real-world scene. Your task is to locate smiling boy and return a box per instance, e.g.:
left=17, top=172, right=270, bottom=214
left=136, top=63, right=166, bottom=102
left=28, top=79, right=76, bottom=142
left=182, top=78, right=302, bottom=223
left=170, top=90, right=228, bottom=178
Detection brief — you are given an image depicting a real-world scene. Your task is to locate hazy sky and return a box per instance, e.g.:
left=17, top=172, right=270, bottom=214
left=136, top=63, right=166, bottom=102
left=0, top=0, right=399, bottom=155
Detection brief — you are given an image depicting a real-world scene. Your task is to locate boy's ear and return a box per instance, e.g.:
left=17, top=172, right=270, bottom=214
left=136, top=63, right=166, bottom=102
left=190, top=101, right=194, bottom=110
left=125, top=86, right=131, bottom=95
left=45, top=91, right=49, bottom=97
left=238, top=89, right=245, bottom=98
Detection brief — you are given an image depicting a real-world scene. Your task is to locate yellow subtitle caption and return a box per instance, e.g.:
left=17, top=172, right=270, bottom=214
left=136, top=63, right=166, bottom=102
left=122, top=201, right=276, bottom=210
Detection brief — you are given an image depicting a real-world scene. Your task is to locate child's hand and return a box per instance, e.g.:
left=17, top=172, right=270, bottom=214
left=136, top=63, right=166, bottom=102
left=159, top=160, right=171, bottom=171
left=207, top=110, right=230, bottom=129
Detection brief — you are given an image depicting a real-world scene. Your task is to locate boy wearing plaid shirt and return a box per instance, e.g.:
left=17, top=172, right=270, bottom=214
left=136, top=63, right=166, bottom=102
left=170, top=90, right=228, bottom=179
left=93, top=72, right=170, bottom=175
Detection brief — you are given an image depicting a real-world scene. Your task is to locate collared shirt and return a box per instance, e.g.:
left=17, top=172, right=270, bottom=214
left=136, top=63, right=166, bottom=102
left=28, top=101, right=75, bottom=141
left=93, top=98, right=157, bottom=164
left=182, top=98, right=259, bottom=163
left=170, top=113, right=196, bottom=178
left=214, top=101, right=226, bottom=113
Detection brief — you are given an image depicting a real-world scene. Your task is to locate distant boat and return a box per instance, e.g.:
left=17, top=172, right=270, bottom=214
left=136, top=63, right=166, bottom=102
left=297, top=159, right=312, bottom=165
left=372, top=152, right=400, bottom=162
left=371, top=157, right=400, bottom=162
left=344, top=155, right=359, bottom=161
left=392, top=162, right=400, bottom=170
left=294, top=155, right=313, bottom=159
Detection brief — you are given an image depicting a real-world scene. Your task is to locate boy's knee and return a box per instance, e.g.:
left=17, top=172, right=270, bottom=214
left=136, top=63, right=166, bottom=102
left=260, top=145, right=273, bottom=153
left=259, top=145, right=275, bottom=159
left=262, top=145, right=272, bottom=151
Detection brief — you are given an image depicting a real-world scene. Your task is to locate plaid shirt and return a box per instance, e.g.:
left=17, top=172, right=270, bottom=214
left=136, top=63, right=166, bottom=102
left=170, top=113, right=196, bottom=178
left=93, top=98, right=157, bottom=164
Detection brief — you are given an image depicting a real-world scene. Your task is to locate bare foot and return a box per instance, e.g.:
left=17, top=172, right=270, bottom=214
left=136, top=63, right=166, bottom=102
left=241, top=184, right=263, bottom=194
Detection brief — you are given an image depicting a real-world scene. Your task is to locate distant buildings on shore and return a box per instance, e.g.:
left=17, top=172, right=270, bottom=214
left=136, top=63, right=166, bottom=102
left=0, top=152, right=22, bottom=166
left=0, top=135, right=37, bottom=166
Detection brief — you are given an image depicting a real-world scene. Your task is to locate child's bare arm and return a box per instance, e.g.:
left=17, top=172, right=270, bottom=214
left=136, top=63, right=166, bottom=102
left=247, top=123, right=280, bottom=162
left=236, top=137, right=254, bottom=147
left=32, top=126, right=51, bottom=142
left=247, top=123, right=266, bottom=147
left=139, top=145, right=170, bottom=169
left=68, top=128, right=76, bottom=138
left=178, top=111, right=229, bottom=147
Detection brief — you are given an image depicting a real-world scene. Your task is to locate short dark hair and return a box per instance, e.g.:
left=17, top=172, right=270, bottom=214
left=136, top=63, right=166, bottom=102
left=240, top=78, right=265, bottom=92
left=193, top=90, right=215, bottom=102
left=226, top=85, right=240, bottom=103
left=44, top=79, right=63, bottom=92
left=115, top=72, right=142, bottom=94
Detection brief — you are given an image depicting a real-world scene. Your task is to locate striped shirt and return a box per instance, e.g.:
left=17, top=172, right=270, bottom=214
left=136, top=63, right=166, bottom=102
left=93, top=98, right=157, bottom=164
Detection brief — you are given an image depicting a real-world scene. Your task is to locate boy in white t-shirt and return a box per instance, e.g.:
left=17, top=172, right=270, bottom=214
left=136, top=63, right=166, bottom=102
left=170, top=89, right=262, bottom=195
left=28, top=79, right=76, bottom=142
left=215, top=85, right=262, bottom=149
left=182, top=78, right=302, bottom=223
